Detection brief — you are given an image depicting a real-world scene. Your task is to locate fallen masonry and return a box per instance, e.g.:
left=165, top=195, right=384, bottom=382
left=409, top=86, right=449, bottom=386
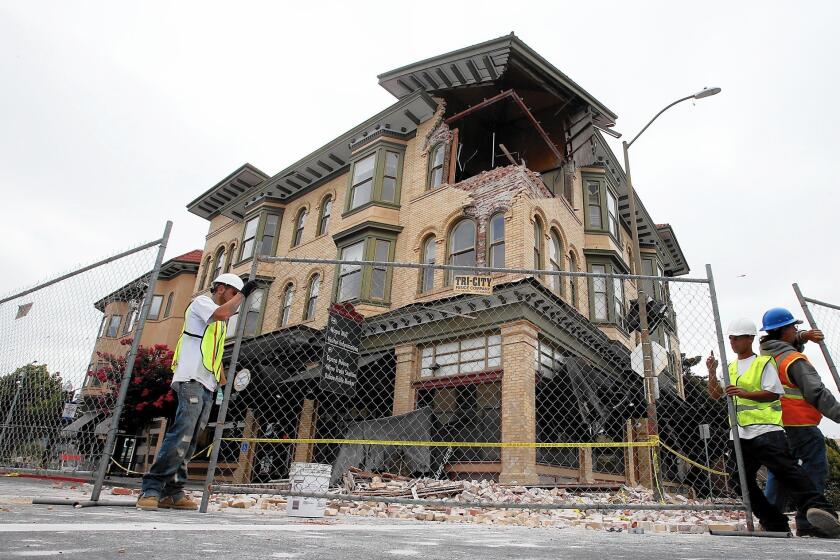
left=197, top=478, right=760, bottom=534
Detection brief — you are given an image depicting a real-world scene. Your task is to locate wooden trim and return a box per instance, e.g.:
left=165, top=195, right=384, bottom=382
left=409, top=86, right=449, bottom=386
left=414, top=369, right=502, bottom=390
left=448, top=128, right=459, bottom=183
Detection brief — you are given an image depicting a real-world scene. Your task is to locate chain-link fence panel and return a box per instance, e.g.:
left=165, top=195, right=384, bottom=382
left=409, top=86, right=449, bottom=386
left=794, top=284, right=840, bottom=394
left=0, top=239, right=163, bottom=478
left=201, top=256, right=744, bottom=515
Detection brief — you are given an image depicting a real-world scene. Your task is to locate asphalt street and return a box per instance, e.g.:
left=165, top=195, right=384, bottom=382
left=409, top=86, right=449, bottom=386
left=0, top=477, right=838, bottom=559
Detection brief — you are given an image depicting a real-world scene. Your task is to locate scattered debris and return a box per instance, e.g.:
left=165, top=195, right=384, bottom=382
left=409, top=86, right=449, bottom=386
left=203, top=477, right=752, bottom=534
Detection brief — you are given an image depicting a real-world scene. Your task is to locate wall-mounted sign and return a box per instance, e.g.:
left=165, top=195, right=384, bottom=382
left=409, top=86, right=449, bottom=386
left=453, top=275, right=493, bottom=295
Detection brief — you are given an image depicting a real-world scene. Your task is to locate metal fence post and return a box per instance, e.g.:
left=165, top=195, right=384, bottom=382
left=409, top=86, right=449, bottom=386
left=90, top=221, right=172, bottom=501
left=792, top=283, right=840, bottom=393
left=199, top=257, right=259, bottom=513
left=706, top=264, right=754, bottom=531
left=0, top=371, right=24, bottom=457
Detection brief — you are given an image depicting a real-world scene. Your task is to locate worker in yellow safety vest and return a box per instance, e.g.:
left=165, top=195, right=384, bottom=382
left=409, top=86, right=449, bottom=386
left=759, top=307, right=840, bottom=537
left=137, top=273, right=257, bottom=511
left=706, top=318, right=840, bottom=537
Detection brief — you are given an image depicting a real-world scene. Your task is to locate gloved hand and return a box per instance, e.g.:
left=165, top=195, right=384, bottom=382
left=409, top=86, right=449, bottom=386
left=240, top=280, right=259, bottom=298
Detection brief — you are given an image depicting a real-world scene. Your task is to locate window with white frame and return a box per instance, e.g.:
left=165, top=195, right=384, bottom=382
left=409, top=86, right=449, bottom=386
left=212, top=247, right=225, bottom=281
left=488, top=213, right=505, bottom=268
left=291, top=209, right=306, bottom=248
left=106, top=315, right=122, bottom=338
left=536, top=339, right=570, bottom=379
left=420, top=236, right=436, bottom=293
left=163, top=292, right=174, bottom=318
left=606, top=189, right=619, bottom=238
left=349, top=153, right=376, bottom=210
left=280, top=283, right=294, bottom=326
left=317, top=196, right=332, bottom=236
left=419, top=334, right=502, bottom=378
left=446, top=219, right=476, bottom=285
left=587, top=182, right=602, bottom=229
left=337, top=240, right=364, bottom=302
left=428, top=144, right=445, bottom=189
left=148, top=295, right=164, bottom=321
left=591, top=264, right=609, bottom=321
left=549, top=230, right=563, bottom=295
left=304, top=274, right=320, bottom=321
left=240, top=216, right=260, bottom=261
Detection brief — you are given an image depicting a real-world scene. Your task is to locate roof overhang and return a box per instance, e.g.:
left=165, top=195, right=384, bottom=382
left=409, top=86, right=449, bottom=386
left=377, top=33, right=617, bottom=128
left=93, top=254, right=201, bottom=311
left=209, top=92, right=438, bottom=222
left=362, top=277, right=630, bottom=370
left=655, top=224, right=689, bottom=276
left=187, top=163, right=271, bottom=220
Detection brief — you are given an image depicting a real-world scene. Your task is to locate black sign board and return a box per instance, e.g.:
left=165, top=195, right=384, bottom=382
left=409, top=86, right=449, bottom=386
left=319, top=303, right=364, bottom=395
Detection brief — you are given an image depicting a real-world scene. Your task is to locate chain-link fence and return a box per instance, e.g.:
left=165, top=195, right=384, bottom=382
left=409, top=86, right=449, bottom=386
left=793, top=284, right=840, bottom=394
left=0, top=225, right=168, bottom=485
left=199, top=256, right=744, bottom=515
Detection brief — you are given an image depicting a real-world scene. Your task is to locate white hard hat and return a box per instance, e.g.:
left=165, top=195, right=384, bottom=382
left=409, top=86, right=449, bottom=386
left=212, top=273, right=244, bottom=291
left=727, top=318, right=757, bottom=337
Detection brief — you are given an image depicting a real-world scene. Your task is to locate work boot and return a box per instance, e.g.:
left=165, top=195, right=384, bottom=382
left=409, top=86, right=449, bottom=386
left=158, top=494, right=199, bottom=510
left=805, top=508, right=840, bottom=538
left=796, top=526, right=825, bottom=538
left=135, top=495, right=159, bottom=511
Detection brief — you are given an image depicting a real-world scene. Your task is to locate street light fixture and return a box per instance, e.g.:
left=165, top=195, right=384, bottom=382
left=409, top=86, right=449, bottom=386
left=621, top=87, right=720, bottom=501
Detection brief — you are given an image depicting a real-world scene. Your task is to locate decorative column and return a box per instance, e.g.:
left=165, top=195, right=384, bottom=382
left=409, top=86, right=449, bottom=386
left=392, top=344, right=417, bottom=416
left=293, top=399, right=317, bottom=463
left=499, top=320, right=539, bottom=484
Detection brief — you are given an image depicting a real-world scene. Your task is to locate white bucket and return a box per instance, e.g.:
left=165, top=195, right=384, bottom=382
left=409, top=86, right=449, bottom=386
left=286, top=462, right=332, bottom=518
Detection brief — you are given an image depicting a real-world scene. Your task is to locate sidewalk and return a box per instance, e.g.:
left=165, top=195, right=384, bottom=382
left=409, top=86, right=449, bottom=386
left=1, top=477, right=839, bottom=559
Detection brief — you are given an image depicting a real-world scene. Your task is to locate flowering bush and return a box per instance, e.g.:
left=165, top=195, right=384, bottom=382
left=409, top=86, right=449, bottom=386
left=86, top=339, right=176, bottom=432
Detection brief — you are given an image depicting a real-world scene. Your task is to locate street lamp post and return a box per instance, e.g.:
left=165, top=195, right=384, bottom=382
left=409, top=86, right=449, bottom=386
left=620, top=88, right=720, bottom=500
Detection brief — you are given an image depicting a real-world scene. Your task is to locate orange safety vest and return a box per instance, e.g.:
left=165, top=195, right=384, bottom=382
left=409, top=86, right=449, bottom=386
left=775, top=351, right=822, bottom=427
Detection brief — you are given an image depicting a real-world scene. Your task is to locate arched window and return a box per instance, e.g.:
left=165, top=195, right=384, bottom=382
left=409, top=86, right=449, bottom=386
left=533, top=218, right=544, bottom=272
left=317, top=196, right=332, bottom=236
left=280, top=283, right=294, bottom=327
left=224, top=243, right=235, bottom=273
left=568, top=251, right=579, bottom=308
left=163, top=292, right=175, bottom=318
left=549, top=230, right=563, bottom=295
left=292, top=208, right=307, bottom=247
left=303, top=274, right=320, bottom=321
left=428, top=144, right=445, bottom=189
left=447, top=220, right=476, bottom=285
left=488, top=213, right=505, bottom=268
left=212, top=247, right=225, bottom=281
left=420, top=236, right=436, bottom=293
left=200, top=257, right=212, bottom=289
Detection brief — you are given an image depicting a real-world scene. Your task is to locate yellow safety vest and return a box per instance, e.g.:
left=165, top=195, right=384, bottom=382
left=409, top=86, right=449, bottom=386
left=728, top=355, right=782, bottom=427
left=172, top=303, right=226, bottom=384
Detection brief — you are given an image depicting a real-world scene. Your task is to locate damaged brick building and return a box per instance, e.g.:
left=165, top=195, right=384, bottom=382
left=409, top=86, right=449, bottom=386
left=185, top=34, right=690, bottom=486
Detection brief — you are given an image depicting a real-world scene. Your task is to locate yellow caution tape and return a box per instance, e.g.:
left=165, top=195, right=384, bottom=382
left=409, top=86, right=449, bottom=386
left=220, top=436, right=660, bottom=449
left=108, top=444, right=215, bottom=476
left=109, top=457, right=145, bottom=475
left=659, top=441, right=728, bottom=477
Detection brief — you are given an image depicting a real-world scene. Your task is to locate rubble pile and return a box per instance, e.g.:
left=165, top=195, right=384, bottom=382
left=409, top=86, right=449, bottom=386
left=205, top=476, right=750, bottom=534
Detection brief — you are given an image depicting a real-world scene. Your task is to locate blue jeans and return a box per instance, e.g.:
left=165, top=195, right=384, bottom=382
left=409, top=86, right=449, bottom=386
left=140, top=381, right=213, bottom=499
left=764, top=426, right=828, bottom=531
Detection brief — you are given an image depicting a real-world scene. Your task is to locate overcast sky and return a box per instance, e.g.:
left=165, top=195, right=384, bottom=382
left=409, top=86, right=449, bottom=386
left=1, top=1, right=838, bottom=434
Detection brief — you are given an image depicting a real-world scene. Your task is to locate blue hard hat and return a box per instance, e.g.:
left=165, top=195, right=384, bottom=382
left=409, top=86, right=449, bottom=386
left=761, top=307, right=803, bottom=332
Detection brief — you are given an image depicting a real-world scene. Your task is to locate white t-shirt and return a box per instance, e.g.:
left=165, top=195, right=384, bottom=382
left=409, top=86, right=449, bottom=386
left=720, top=355, right=784, bottom=440
left=172, top=294, right=221, bottom=392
